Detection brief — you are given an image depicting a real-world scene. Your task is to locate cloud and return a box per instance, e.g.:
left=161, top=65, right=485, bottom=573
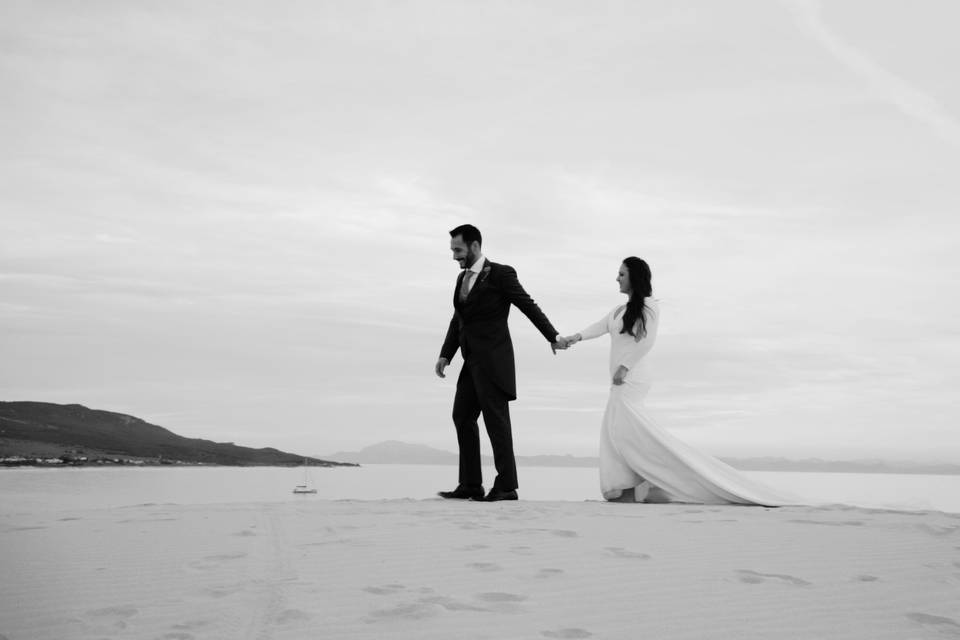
left=784, top=0, right=960, bottom=146
left=94, top=233, right=136, bottom=244
left=2, top=1, right=958, bottom=463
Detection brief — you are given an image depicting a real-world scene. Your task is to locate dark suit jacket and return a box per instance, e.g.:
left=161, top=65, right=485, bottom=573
left=440, top=260, right=558, bottom=401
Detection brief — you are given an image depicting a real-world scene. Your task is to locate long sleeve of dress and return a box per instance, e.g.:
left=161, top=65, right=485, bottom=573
left=577, top=310, right=612, bottom=341
left=618, top=303, right=659, bottom=371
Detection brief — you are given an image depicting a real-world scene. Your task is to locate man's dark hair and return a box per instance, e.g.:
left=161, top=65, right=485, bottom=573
left=449, top=224, right=482, bottom=247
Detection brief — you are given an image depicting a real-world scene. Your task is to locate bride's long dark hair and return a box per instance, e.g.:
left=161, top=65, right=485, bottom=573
left=621, top=257, right=652, bottom=339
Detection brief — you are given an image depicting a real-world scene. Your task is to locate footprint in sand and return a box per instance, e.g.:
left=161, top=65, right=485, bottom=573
left=455, top=543, right=490, bottom=551
left=541, top=629, right=593, bottom=639
left=906, top=612, right=960, bottom=634
left=301, top=538, right=372, bottom=548
left=536, top=568, right=564, bottom=578
left=276, top=609, right=310, bottom=624
left=203, top=584, right=244, bottom=599
left=160, top=633, right=194, bottom=640
left=605, top=547, right=650, bottom=560
left=466, top=562, right=501, bottom=572
left=87, top=605, right=139, bottom=617
left=170, top=619, right=211, bottom=634
left=365, top=592, right=522, bottom=622
left=475, top=592, right=527, bottom=612
left=365, top=602, right=438, bottom=622
left=363, top=584, right=406, bottom=595
left=366, top=594, right=491, bottom=623
left=736, top=570, right=810, bottom=586
left=188, top=552, right=248, bottom=571
left=549, top=529, right=578, bottom=538
left=421, top=596, right=489, bottom=612
left=477, top=592, right=526, bottom=602
left=85, top=604, right=139, bottom=630
left=852, top=575, right=880, bottom=582
left=510, top=545, right=535, bottom=555
left=205, top=552, right=247, bottom=561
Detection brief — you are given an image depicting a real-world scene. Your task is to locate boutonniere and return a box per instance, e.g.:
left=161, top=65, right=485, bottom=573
left=476, top=265, right=492, bottom=286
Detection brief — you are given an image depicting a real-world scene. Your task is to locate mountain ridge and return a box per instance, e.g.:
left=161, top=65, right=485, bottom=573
left=0, top=401, right=353, bottom=467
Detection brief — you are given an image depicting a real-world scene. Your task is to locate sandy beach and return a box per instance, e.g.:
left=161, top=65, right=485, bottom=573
left=2, top=499, right=959, bottom=639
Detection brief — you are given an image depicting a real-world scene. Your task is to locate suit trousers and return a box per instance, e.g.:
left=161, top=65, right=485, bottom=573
left=452, top=361, right=518, bottom=491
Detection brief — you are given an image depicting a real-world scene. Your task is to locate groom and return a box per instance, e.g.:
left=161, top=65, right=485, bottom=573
left=435, top=224, right=566, bottom=502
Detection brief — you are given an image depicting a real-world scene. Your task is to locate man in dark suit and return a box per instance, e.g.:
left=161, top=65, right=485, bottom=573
left=435, top=224, right=566, bottom=502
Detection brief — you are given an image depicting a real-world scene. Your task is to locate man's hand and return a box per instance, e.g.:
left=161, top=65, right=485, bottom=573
left=435, top=357, right=450, bottom=378
left=612, top=365, right=628, bottom=385
left=551, top=335, right=569, bottom=354
left=551, top=334, right=583, bottom=354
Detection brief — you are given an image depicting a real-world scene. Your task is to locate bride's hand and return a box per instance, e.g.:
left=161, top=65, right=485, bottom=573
left=612, top=365, right=628, bottom=385
left=560, top=334, right=581, bottom=346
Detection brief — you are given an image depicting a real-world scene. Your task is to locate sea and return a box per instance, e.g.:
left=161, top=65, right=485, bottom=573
left=2, top=464, right=959, bottom=514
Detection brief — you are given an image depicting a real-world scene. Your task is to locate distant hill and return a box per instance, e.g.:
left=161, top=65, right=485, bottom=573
left=325, top=441, right=960, bottom=475
left=0, top=401, right=354, bottom=467
left=327, top=440, right=459, bottom=465
left=325, top=440, right=598, bottom=468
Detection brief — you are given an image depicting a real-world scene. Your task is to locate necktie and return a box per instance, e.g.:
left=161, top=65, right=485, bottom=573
left=459, top=270, right=475, bottom=302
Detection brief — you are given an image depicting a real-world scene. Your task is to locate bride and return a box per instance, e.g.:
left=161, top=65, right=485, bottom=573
left=559, top=257, right=791, bottom=506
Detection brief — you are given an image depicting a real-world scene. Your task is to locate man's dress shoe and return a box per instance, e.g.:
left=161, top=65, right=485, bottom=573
left=472, top=488, right=518, bottom=502
left=437, top=485, right=485, bottom=500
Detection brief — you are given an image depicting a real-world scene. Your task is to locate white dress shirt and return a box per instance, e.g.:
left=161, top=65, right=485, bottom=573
left=462, top=255, right=486, bottom=296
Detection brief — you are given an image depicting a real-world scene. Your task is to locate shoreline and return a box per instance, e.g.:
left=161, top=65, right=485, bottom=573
left=4, top=465, right=960, bottom=515
left=0, top=462, right=351, bottom=468
left=3, top=462, right=959, bottom=476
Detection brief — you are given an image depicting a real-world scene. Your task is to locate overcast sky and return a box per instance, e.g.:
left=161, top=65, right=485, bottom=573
left=3, top=1, right=959, bottom=463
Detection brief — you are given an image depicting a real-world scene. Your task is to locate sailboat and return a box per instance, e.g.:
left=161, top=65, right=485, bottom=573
left=292, top=459, right=318, bottom=494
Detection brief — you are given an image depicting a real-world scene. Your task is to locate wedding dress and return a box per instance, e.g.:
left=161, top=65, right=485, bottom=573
left=577, top=299, right=792, bottom=505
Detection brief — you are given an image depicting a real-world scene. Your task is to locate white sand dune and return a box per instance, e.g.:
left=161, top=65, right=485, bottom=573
left=2, top=499, right=959, bottom=639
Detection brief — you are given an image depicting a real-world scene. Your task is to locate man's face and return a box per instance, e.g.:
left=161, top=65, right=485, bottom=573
left=450, top=235, right=479, bottom=269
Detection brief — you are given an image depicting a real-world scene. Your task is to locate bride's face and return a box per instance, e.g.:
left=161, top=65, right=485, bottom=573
left=617, top=264, right=631, bottom=294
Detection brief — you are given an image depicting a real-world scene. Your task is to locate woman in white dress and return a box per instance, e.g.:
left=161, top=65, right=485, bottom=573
left=560, top=257, right=791, bottom=506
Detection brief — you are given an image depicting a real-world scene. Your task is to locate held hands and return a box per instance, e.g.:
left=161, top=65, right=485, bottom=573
left=551, top=334, right=582, bottom=353
left=435, top=357, right=450, bottom=378
left=612, top=365, right=629, bottom=385
left=550, top=335, right=568, bottom=354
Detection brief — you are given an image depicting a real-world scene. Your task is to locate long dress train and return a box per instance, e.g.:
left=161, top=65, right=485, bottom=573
left=578, top=300, right=793, bottom=506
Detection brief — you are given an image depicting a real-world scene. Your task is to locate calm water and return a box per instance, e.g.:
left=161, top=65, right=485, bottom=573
left=2, top=464, right=959, bottom=514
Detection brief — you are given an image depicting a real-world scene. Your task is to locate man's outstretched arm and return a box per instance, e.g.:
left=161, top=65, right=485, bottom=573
left=499, top=266, right=559, bottom=343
